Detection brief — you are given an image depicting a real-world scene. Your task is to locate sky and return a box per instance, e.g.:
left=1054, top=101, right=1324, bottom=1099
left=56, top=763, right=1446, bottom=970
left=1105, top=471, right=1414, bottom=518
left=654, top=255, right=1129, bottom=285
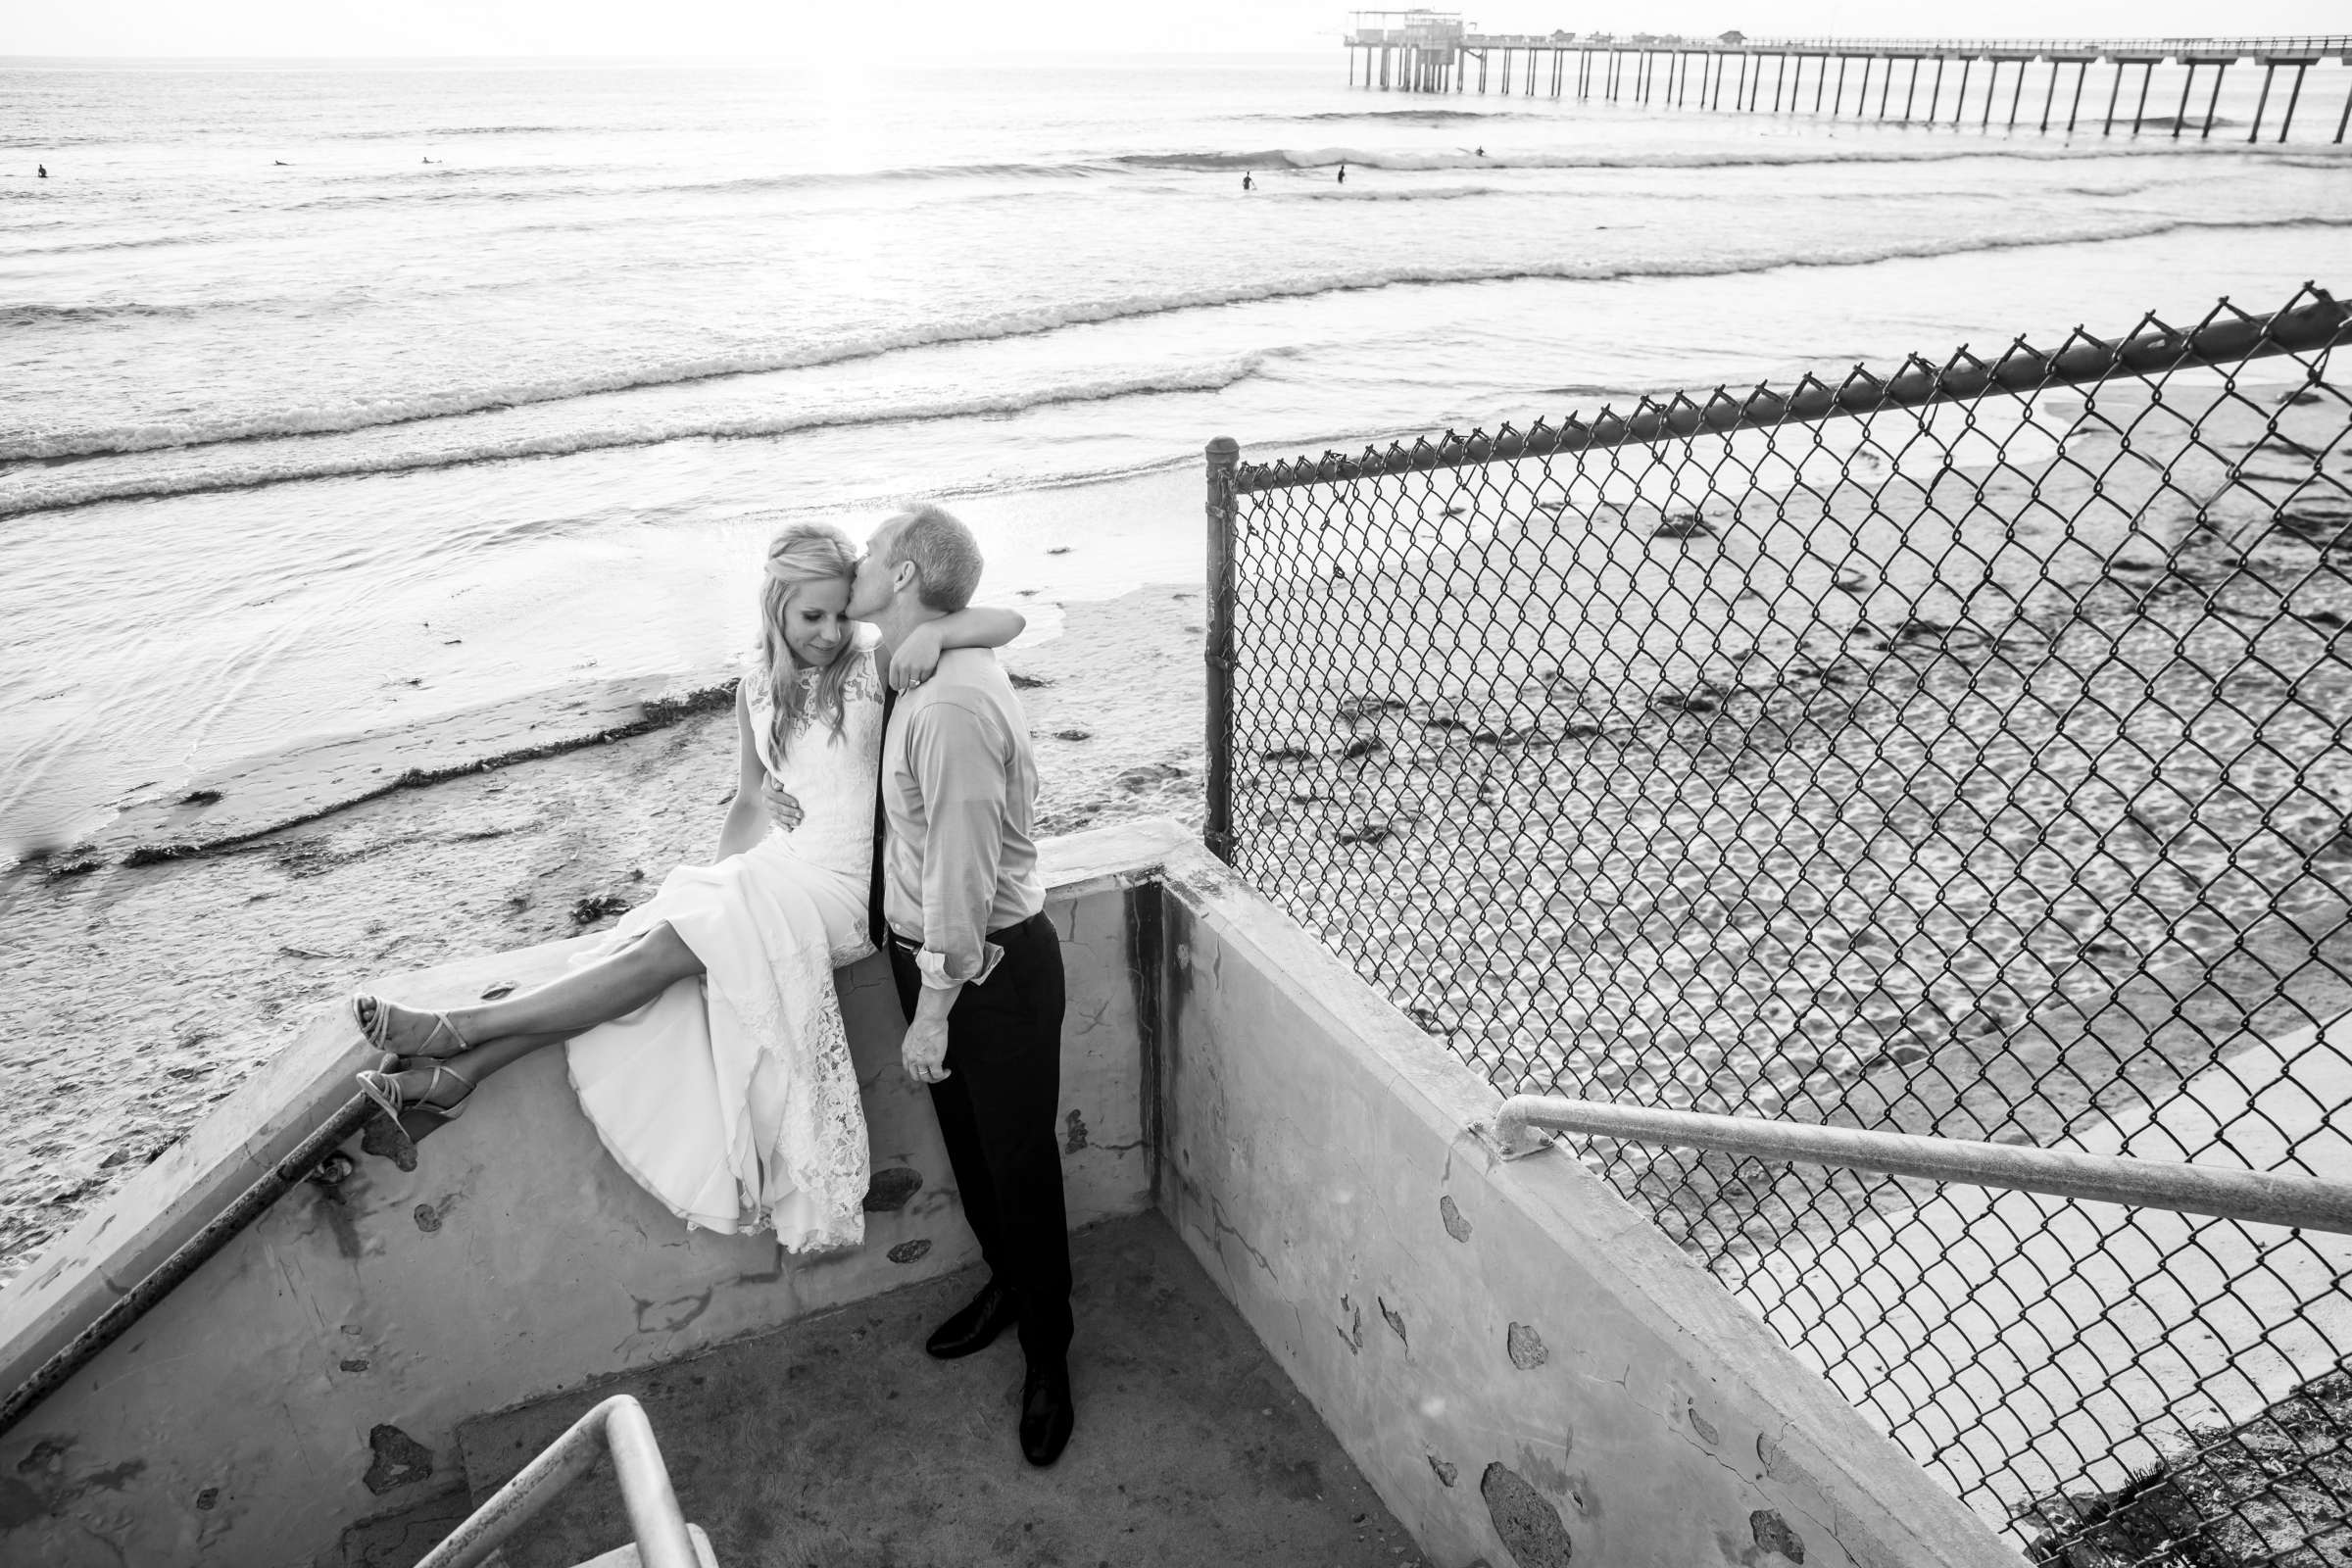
left=5, top=1, right=2345, bottom=59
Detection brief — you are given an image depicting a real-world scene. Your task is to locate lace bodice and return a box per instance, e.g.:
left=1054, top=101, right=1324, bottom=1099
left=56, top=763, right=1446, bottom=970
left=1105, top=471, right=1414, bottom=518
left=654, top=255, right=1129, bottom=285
left=744, top=626, right=884, bottom=883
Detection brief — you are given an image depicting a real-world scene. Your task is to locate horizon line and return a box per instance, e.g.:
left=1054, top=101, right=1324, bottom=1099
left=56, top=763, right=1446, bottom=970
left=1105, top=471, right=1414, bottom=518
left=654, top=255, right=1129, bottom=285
left=3, top=46, right=1340, bottom=65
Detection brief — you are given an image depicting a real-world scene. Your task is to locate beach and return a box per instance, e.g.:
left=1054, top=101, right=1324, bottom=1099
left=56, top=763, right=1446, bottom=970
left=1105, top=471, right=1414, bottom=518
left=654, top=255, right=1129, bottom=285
left=4, top=58, right=2352, bottom=1539
left=0, top=584, right=1205, bottom=1284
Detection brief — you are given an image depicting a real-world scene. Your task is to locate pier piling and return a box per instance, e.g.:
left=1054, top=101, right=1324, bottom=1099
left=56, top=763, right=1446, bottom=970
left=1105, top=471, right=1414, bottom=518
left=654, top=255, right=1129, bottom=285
left=2251, top=59, right=2277, bottom=139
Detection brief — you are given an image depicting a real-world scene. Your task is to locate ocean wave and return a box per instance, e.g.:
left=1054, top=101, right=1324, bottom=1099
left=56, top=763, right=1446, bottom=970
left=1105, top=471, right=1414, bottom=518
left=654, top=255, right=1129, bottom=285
left=329, top=123, right=586, bottom=140
left=0, top=360, right=1272, bottom=517
left=3, top=232, right=219, bottom=257
left=1292, top=183, right=1505, bottom=201
left=0, top=301, right=202, bottom=327
left=1242, top=108, right=1544, bottom=122
left=1113, top=140, right=2289, bottom=174
left=282, top=157, right=1108, bottom=213
left=4, top=212, right=2339, bottom=470
left=188, top=133, right=2284, bottom=220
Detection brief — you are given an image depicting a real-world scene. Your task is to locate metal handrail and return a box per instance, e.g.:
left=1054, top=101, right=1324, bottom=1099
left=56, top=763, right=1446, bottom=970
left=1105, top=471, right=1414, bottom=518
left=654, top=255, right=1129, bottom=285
left=416, top=1394, right=701, bottom=1568
left=1493, top=1096, right=2352, bottom=1235
left=1233, top=291, right=2350, bottom=494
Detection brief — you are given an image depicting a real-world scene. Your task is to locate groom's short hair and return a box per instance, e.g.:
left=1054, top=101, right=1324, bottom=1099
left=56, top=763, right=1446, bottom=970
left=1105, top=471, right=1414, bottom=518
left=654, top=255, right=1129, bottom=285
left=884, top=504, right=982, bottom=614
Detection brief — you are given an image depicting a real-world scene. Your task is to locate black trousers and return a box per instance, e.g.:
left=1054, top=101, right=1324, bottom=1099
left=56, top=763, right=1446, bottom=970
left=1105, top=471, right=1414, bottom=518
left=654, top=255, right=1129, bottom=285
left=887, top=909, right=1072, bottom=1360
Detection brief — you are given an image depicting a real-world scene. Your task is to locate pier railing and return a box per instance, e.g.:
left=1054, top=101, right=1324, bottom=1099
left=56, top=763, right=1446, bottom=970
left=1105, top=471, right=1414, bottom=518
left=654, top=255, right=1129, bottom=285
left=1203, top=286, right=2352, bottom=1560
left=1737, top=35, right=2352, bottom=57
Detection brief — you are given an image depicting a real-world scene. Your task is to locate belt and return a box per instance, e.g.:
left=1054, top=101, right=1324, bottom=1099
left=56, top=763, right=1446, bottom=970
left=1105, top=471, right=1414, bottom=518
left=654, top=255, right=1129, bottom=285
left=886, top=909, right=1047, bottom=955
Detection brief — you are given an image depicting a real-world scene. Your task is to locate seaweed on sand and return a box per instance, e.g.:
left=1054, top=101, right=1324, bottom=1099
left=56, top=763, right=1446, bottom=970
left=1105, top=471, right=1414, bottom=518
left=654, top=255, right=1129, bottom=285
left=2022, top=1370, right=2352, bottom=1568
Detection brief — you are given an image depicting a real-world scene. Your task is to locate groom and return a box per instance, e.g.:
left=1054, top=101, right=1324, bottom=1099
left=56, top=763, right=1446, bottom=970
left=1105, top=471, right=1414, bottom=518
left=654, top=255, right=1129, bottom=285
left=846, top=503, right=1074, bottom=1467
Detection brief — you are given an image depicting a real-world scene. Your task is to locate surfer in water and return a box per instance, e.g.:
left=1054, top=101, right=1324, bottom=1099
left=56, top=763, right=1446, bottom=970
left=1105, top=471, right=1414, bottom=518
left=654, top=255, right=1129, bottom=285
left=1242, top=172, right=1252, bottom=191
left=1337, top=162, right=1347, bottom=184
left=36, top=164, right=46, bottom=178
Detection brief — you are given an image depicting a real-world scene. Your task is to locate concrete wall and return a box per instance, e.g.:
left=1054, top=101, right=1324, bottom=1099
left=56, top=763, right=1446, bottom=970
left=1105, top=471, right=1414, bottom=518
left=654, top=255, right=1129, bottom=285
left=0, top=821, right=1184, bottom=1568
left=5, top=813, right=2034, bottom=1568
left=1150, top=840, right=2018, bottom=1568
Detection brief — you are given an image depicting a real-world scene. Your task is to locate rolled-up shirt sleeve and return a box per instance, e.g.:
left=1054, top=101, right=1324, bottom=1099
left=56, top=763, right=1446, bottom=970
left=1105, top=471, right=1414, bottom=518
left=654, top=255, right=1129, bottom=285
left=907, top=697, right=1007, bottom=989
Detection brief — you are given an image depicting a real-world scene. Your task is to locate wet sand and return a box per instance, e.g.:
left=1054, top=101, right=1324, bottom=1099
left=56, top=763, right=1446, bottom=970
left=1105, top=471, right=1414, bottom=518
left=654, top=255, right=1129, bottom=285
left=0, top=585, right=1206, bottom=1285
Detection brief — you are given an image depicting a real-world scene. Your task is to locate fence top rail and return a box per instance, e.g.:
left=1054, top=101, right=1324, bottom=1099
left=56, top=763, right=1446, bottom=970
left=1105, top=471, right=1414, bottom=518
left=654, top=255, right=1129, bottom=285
left=1230, top=288, right=2350, bottom=496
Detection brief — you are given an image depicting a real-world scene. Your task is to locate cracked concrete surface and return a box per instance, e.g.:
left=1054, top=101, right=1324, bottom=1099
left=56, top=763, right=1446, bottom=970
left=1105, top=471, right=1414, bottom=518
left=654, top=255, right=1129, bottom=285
left=453, top=1215, right=1430, bottom=1568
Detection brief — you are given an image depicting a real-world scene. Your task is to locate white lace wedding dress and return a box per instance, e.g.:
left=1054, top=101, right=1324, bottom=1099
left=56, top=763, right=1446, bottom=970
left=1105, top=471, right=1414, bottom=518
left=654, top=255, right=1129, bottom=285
left=562, top=628, right=884, bottom=1250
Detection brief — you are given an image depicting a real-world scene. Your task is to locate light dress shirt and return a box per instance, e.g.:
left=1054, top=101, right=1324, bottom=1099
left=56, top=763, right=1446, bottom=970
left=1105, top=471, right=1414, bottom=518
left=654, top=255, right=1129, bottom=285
left=878, top=646, right=1043, bottom=989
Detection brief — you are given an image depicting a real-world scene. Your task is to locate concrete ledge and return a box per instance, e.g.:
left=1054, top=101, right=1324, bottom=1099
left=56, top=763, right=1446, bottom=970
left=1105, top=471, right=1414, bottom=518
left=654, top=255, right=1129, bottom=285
left=1151, top=839, right=2015, bottom=1568
left=0, top=818, right=1184, bottom=1568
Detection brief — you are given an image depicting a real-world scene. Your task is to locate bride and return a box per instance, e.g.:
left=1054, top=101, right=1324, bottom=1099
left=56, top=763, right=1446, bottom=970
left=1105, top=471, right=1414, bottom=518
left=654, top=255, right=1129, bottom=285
left=347, top=521, right=1024, bottom=1250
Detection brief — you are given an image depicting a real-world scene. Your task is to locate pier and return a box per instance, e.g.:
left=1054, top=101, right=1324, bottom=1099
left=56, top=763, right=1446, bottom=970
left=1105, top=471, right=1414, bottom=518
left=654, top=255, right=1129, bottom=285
left=1344, top=13, right=2352, bottom=143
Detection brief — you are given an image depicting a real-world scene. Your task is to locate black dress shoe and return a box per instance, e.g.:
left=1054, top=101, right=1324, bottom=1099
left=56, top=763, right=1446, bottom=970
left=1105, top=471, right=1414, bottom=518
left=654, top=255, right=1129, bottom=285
left=925, top=1280, right=1020, bottom=1359
left=1019, top=1358, right=1074, bottom=1467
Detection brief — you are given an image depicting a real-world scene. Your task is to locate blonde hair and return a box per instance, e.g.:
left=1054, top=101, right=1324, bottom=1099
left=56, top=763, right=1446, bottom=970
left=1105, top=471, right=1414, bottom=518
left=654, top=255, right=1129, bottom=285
left=758, top=523, right=860, bottom=764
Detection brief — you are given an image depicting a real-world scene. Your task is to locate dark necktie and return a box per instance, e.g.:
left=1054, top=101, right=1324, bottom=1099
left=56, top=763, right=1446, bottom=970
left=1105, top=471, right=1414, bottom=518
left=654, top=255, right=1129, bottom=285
left=867, top=684, right=898, bottom=954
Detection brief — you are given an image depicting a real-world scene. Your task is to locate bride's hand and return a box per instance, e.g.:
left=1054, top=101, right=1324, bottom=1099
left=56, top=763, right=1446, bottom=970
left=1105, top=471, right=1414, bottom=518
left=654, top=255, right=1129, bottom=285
left=760, top=781, right=803, bottom=832
left=889, top=621, right=947, bottom=692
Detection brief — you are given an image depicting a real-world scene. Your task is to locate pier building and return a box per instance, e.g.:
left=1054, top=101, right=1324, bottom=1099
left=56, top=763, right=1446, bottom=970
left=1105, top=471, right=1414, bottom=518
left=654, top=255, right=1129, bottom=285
left=1342, top=21, right=2352, bottom=143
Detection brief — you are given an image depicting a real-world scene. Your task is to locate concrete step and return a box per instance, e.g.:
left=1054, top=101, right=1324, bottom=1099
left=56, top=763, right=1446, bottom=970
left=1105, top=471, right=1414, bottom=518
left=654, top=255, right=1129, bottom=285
left=458, top=1212, right=1431, bottom=1567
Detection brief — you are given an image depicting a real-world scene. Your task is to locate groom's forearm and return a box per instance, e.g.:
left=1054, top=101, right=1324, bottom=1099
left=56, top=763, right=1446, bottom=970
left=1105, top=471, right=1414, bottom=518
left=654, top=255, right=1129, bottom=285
left=911, top=980, right=963, bottom=1028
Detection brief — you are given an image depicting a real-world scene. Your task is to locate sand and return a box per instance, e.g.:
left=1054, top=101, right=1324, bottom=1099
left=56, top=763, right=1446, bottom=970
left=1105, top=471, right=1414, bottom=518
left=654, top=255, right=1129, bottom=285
left=0, top=585, right=1207, bottom=1286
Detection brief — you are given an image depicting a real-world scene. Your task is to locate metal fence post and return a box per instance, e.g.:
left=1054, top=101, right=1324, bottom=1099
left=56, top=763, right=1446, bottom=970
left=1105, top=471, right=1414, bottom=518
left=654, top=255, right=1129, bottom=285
left=1203, top=436, right=1241, bottom=864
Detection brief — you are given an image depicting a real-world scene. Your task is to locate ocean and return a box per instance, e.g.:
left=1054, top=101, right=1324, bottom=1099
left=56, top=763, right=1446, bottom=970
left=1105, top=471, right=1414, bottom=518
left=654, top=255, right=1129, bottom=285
left=3, top=52, right=2348, bottom=860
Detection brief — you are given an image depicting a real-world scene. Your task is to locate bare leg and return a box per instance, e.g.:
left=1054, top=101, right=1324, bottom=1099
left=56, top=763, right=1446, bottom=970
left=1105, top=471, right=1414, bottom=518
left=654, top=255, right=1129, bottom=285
left=368, top=924, right=705, bottom=1105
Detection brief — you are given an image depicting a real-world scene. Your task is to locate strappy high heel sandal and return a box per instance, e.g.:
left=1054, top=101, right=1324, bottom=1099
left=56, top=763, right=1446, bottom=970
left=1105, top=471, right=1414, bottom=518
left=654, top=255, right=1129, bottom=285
left=351, top=994, right=468, bottom=1060
left=356, top=1060, right=477, bottom=1124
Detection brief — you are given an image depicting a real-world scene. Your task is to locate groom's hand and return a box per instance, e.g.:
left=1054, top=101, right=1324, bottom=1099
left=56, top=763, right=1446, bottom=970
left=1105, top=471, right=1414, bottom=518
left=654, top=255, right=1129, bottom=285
left=902, top=1014, right=952, bottom=1086
left=889, top=621, right=947, bottom=692
left=760, top=782, right=804, bottom=831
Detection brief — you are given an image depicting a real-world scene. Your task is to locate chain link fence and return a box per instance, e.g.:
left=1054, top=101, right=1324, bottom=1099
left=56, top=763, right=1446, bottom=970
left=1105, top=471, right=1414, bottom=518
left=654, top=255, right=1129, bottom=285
left=1204, top=287, right=2352, bottom=1564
